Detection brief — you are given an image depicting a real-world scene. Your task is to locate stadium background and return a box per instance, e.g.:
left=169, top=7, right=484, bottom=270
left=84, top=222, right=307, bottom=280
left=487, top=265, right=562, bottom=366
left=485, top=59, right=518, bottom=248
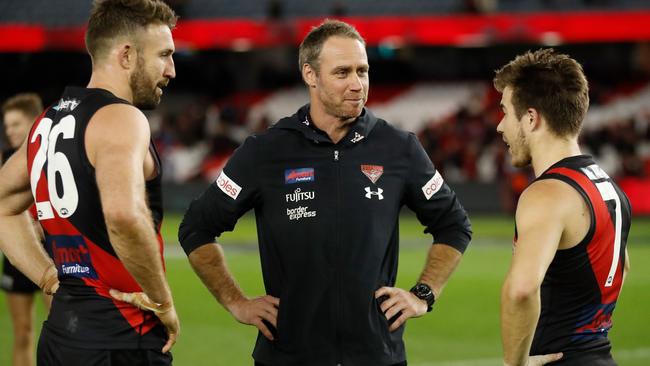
left=1, top=0, right=649, bottom=364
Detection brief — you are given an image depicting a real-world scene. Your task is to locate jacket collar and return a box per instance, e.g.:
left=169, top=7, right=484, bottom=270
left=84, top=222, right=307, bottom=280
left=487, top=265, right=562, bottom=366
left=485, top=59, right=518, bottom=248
left=272, top=104, right=378, bottom=146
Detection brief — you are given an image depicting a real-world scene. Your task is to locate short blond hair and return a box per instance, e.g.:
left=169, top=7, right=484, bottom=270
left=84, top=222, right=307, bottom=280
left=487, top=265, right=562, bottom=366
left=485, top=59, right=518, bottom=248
left=2, top=93, right=43, bottom=119
left=298, top=19, right=365, bottom=73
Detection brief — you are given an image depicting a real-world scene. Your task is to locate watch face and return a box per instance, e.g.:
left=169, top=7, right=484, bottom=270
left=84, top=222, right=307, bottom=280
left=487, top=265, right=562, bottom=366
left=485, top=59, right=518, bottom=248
left=411, top=283, right=435, bottom=307
left=415, top=284, right=432, bottom=298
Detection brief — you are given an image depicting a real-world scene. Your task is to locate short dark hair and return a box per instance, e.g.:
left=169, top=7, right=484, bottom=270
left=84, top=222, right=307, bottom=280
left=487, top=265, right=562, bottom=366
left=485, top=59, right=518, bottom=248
left=2, top=93, right=43, bottom=119
left=298, top=19, right=365, bottom=73
left=494, top=48, right=589, bottom=137
left=85, top=0, right=177, bottom=61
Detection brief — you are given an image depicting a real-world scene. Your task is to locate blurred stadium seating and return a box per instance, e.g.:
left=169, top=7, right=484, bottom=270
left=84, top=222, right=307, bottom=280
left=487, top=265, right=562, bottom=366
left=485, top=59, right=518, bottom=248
left=0, top=0, right=649, bottom=214
left=1, top=0, right=650, bottom=23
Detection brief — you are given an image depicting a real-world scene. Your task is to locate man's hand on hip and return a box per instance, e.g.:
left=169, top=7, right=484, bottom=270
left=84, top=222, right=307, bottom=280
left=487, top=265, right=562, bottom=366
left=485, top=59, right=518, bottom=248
left=39, top=266, right=60, bottom=295
left=528, top=353, right=563, bottom=365
left=228, top=295, right=280, bottom=341
left=109, top=289, right=180, bottom=353
left=375, top=286, right=427, bottom=332
left=504, top=353, right=564, bottom=366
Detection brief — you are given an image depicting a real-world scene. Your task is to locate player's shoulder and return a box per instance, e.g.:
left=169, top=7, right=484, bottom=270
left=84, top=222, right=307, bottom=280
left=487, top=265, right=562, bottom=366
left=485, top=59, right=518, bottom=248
left=87, top=104, right=150, bottom=144
left=371, top=117, right=412, bottom=140
left=93, top=103, right=147, bottom=124
left=517, top=178, right=583, bottom=220
left=251, top=122, right=299, bottom=148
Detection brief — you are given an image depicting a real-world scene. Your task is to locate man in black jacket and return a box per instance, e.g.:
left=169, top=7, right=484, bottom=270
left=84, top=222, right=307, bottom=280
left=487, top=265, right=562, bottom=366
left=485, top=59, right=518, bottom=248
left=179, top=20, right=472, bottom=366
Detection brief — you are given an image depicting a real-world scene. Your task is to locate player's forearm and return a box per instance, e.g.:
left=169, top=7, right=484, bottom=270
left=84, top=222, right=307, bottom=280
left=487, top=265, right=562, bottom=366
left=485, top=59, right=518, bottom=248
left=622, top=249, right=630, bottom=286
left=188, top=243, right=247, bottom=311
left=106, top=207, right=171, bottom=305
left=418, top=243, right=462, bottom=297
left=501, top=279, right=540, bottom=366
left=0, top=212, right=55, bottom=284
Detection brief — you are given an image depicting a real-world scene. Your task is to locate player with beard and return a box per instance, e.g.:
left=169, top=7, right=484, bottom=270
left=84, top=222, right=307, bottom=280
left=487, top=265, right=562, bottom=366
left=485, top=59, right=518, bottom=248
left=495, top=49, right=631, bottom=366
left=0, top=0, right=180, bottom=364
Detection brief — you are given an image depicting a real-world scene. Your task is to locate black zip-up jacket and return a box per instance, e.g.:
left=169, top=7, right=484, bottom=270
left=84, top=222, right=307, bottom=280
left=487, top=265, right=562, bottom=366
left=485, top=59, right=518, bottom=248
left=179, top=105, right=472, bottom=366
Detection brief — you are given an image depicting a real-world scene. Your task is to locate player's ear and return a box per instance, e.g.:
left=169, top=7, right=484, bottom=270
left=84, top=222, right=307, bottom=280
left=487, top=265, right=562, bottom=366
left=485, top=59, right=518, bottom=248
left=117, top=43, right=135, bottom=70
left=527, top=108, right=542, bottom=131
left=302, top=63, right=317, bottom=89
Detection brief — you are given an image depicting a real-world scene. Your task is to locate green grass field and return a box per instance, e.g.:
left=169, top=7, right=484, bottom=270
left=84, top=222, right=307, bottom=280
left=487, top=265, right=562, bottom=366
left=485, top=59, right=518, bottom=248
left=1, top=214, right=649, bottom=365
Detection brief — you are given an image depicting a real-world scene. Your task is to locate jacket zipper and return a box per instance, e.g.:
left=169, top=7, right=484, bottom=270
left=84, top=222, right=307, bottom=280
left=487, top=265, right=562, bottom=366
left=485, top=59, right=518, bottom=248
left=333, top=148, right=342, bottom=366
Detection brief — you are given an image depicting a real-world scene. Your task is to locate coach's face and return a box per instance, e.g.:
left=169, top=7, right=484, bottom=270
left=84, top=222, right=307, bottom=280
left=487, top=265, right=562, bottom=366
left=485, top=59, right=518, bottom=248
left=311, top=36, right=369, bottom=121
left=3, top=110, right=34, bottom=148
left=130, top=24, right=176, bottom=110
left=497, top=87, right=531, bottom=168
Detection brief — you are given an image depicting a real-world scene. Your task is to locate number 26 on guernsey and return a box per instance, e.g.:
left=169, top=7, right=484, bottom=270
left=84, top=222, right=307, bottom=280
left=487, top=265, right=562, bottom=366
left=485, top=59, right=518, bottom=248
left=29, top=115, right=79, bottom=219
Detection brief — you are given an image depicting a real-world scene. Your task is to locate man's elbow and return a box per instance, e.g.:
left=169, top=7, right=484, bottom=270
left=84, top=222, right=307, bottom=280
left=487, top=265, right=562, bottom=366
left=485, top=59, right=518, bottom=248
left=0, top=192, right=34, bottom=216
left=502, top=278, right=540, bottom=304
left=103, top=206, right=144, bottom=229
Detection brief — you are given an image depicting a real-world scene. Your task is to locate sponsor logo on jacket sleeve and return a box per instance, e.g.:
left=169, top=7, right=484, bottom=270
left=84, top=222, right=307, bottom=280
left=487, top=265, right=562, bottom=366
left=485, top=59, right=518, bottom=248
left=421, top=171, right=444, bottom=200
left=215, top=171, right=242, bottom=200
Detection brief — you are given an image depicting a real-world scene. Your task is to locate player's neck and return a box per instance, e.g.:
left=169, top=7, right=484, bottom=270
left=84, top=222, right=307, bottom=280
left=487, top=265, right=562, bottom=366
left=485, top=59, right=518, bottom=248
left=87, top=68, right=133, bottom=104
left=309, top=103, right=356, bottom=144
left=530, top=136, right=581, bottom=177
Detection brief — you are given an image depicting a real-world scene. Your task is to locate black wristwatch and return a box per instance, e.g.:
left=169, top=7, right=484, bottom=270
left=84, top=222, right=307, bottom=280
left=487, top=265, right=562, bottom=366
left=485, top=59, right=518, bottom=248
left=410, top=283, right=436, bottom=312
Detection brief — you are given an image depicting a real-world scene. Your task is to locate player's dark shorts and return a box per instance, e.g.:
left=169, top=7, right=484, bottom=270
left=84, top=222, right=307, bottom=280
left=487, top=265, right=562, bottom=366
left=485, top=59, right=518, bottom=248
left=37, top=324, right=172, bottom=366
left=546, top=349, right=616, bottom=366
left=255, top=362, right=407, bottom=366
left=1, top=255, right=39, bottom=294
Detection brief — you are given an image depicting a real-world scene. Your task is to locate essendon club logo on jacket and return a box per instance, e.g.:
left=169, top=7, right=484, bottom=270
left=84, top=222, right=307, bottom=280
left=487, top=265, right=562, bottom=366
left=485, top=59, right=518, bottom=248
left=361, top=165, right=383, bottom=184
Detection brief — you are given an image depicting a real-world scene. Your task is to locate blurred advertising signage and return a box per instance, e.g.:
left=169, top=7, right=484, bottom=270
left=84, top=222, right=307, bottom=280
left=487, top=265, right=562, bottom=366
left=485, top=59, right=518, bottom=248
left=2, top=11, right=650, bottom=51
left=619, top=177, right=650, bottom=215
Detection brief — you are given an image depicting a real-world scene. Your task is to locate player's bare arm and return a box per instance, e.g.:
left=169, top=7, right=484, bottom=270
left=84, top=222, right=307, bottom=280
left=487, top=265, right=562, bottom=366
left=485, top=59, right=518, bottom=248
left=0, top=140, right=58, bottom=293
left=375, top=243, right=462, bottom=331
left=87, top=103, right=179, bottom=352
left=500, top=179, right=588, bottom=366
left=188, top=243, right=280, bottom=340
left=618, top=247, right=630, bottom=297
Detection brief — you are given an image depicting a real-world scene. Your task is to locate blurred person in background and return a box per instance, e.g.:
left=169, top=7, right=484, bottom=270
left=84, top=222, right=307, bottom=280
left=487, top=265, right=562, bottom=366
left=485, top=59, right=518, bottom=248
left=495, top=49, right=632, bottom=366
left=0, top=0, right=180, bottom=364
left=1, top=93, right=50, bottom=366
left=179, top=19, right=472, bottom=366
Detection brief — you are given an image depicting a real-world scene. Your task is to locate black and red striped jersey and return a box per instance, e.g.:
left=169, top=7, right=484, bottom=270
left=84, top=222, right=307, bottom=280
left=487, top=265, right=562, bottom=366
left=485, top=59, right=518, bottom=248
left=515, top=155, right=631, bottom=364
left=26, top=87, right=166, bottom=350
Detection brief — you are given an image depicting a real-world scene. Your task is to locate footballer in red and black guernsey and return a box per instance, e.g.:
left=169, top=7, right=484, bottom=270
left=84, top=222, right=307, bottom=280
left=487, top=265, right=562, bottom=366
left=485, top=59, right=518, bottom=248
left=0, top=1, right=180, bottom=364
left=525, top=156, right=630, bottom=363
left=496, top=49, right=631, bottom=366
left=29, top=87, right=168, bottom=351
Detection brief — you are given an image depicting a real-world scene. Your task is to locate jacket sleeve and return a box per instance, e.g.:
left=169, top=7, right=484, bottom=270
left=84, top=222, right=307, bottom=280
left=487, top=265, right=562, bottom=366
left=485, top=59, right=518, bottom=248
left=403, top=133, right=472, bottom=253
left=178, top=136, right=259, bottom=255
